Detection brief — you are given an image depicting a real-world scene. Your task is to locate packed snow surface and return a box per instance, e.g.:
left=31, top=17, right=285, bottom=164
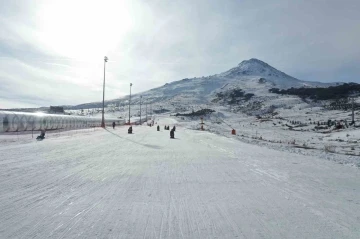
left=0, top=118, right=359, bottom=238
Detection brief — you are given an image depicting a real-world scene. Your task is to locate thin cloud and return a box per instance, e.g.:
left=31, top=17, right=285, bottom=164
left=1, top=0, right=360, bottom=108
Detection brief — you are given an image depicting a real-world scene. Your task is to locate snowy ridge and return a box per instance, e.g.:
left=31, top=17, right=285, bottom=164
left=70, top=58, right=336, bottom=109
left=219, top=58, right=333, bottom=88
left=137, top=58, right=335, bottom=104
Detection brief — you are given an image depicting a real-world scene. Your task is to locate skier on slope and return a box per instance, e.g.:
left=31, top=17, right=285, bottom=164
left=128, top=126, right=133, bottom=134
left=36, top=129, right=46, bottom=140
left=112, top=122, right=116, bottom=129
left=170, top=128, right=175, bottom=139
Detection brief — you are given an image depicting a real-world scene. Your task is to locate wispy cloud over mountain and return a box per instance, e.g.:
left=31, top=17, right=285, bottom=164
left=1, top=0, right=360, bottom=108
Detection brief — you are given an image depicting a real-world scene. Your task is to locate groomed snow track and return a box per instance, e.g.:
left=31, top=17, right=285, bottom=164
left=0, top=118, right=359, bottom=238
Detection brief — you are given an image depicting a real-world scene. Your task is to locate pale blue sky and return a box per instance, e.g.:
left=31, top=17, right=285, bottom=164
left=1, top=0, right=359, bottom=108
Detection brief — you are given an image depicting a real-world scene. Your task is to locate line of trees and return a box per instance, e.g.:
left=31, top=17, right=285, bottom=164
left=175, top=109, right=215, bottom=117
left=269, top=83, right=360, bottom=101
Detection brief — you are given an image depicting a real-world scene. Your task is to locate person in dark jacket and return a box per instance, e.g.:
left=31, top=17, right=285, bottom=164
left=172, top=126, right=176, bottom=131
left=157, top=125, right=160, bottom=131
left=112, top=122, right=115, bottom=129
left=170, top=129, right=174, bottom=139
left=37, top=129, right=46, bottom=140
left=128, top=126, right=132, bottom=134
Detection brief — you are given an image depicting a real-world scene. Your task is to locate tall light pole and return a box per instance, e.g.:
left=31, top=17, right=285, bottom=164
left=101, top=56, right=108, bottom=128
left=128, top=83, right=132, bottom=124
left=139, top=96, right=142, bottom=125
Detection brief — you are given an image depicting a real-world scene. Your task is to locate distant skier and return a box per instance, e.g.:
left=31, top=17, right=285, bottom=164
left=170, top=129, right=175, bottom=139
left=36, top=129, right=46, bottom=140
left=128, top=126, right=133, bottom=134
left=157, top=125, right=160, bottom=131
left=172, top=126, right=176, bottom=132
left=112, top=122, right=115, bottom=129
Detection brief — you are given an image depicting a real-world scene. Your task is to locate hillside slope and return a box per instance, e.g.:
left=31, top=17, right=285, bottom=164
left=70, top=58, right=334, bottom=109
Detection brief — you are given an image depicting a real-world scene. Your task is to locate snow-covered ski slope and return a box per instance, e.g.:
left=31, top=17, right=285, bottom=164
left=1, top=118, right=359, bottom=239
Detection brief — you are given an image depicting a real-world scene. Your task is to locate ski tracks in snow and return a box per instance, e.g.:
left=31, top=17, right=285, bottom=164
left=0, top=123, right=360, bottom=238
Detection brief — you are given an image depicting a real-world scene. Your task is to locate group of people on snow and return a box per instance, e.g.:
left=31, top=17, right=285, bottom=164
left=163, top=125, right=175, bottom=131
left=163, top=125, right=176, bottom=138
left=35, top=119, right=174, bottom=140
left=36, top=123, right=176, bottom=140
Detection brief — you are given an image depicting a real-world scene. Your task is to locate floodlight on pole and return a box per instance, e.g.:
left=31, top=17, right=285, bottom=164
left=128, top=83, right=132, bottom=124
left=101, top=56, right=108, bottom=128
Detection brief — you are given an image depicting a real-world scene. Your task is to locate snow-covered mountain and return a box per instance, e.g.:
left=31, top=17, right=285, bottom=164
left=70, top=58, right=335, bottom=109
left=220, top=58, right=330, bottom=88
